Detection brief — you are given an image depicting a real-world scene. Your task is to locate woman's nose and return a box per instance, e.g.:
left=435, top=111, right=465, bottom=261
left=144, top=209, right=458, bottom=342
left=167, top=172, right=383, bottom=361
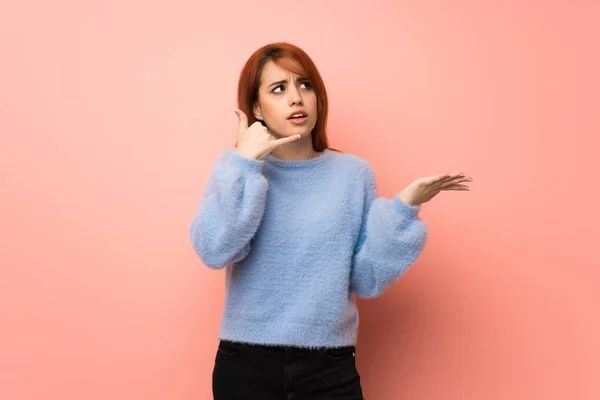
left=289, top=88, right=303, bottom=106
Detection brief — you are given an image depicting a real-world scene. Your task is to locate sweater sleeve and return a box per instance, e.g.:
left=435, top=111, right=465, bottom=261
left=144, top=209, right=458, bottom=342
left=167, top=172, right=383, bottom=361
left=349, top=165, right=428, bottom=298
left=189, top=149, right=269, bottom=269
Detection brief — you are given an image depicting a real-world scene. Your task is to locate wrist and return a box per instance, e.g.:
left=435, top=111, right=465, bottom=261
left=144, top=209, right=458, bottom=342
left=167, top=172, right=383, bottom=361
left=393, top=195, right=422, bottom=220
left=398, top=193, right=419, bottom=207
left=230, top=149, right=265, bottom=173
left=235, top=148, right=261, bottom=161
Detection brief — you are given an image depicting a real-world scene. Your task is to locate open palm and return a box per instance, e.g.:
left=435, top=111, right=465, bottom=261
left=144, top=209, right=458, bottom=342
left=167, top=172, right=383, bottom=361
left=398, top=173, right=472, bottom=206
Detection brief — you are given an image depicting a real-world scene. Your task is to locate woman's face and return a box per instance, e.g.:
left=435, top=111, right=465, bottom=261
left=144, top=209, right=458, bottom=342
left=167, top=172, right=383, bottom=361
left=253, top=60, right=317, bottom=139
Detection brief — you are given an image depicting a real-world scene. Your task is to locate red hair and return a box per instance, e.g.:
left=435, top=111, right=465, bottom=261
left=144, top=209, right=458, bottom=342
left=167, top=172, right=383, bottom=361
left=236, top=42, right=339, bottom=152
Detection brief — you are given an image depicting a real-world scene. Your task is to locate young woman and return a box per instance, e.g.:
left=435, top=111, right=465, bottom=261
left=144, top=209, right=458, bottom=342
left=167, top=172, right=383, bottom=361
left=190, top=42, right=472, bottom=400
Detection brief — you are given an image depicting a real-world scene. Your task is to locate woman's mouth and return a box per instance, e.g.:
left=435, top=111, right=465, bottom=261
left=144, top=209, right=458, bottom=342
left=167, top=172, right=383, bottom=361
left=288, top=113, right=308, bottom=124
left=288, top=117, right=307, bottom=124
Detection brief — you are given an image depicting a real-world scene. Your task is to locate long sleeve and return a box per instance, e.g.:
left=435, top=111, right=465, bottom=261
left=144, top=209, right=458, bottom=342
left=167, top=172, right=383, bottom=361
left=349, top=165, right=428, bottom=298
left=189, top=149, right=269, bottom=269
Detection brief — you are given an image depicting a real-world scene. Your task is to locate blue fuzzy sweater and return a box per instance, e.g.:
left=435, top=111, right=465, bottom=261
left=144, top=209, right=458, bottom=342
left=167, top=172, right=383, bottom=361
left=189, top=148, right=428, bottom=349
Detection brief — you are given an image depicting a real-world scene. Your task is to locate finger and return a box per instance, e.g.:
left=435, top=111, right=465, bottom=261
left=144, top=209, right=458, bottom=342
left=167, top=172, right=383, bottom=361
left=442, top=175, right=473, bottom=186
left=234, top=109, right=248, bottom=135
left=252, top=121, right=268, bottom=132
left=431, top=172, right=470, bottom=187
left=420, top=173, right=450, bottom=186
left=270, top=134, right=302, bottom=148
left=442, top=184, right=470, bottom=191
left=442, top=172, right=468, bottom=181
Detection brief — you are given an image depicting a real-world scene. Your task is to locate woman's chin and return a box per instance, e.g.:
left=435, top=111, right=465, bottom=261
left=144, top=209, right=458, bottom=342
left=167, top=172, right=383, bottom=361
left=290, top=126, right=315, bottom=137
left=274, top=131, right=311, bottom=139
left=269, top=124, right=313, bottom=139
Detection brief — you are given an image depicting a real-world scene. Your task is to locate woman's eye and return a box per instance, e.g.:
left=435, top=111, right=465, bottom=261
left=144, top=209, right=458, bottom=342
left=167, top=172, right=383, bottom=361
left=272, top=82, right=312, bottom=93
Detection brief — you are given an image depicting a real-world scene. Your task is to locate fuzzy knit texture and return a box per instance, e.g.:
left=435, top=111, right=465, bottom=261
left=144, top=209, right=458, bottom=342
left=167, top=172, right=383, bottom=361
left=189, top=147, right=428, bottom=349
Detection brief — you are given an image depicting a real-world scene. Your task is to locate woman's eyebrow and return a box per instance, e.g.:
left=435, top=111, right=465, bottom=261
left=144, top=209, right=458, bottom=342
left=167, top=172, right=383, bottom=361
left=268, top=77, right=308, bottom=88
left=268, top=79, right=287, bottom=88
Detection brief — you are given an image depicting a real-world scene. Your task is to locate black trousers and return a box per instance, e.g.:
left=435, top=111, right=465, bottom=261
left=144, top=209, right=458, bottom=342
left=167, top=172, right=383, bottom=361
left=212, top=340, right=364, bottom=400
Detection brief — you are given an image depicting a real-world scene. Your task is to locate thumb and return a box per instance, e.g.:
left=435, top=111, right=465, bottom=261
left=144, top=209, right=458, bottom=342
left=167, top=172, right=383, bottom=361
left=271, top=133, right=302, bottom=149
left=234, top=109, right=248, bottom=135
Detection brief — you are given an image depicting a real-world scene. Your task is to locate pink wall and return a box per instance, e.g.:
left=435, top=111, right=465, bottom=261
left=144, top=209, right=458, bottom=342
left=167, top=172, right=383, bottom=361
left=1, top=1, right=598, bottom=399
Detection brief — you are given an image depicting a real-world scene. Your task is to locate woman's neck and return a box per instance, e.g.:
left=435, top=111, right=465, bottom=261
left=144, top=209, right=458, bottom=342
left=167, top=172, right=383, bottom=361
left=269, top=136, right=320, bottom=161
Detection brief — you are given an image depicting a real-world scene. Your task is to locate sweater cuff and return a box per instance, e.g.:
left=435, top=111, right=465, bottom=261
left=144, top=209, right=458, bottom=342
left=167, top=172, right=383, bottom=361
left=393, top=195, right=421, bottom=219
left=230, top=150, right=265, bottom=174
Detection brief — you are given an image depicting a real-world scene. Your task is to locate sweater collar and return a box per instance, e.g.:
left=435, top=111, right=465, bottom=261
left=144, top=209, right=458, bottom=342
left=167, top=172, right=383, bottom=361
left=264, top=149, right=333, bottom=168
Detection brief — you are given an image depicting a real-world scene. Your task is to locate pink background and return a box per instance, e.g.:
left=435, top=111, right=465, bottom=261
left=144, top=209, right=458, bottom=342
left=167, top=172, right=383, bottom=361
left=1, top=0, right=599, bottom=399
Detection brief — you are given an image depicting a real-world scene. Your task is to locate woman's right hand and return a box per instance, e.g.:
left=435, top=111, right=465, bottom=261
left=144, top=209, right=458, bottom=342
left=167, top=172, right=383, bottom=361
left=234, top=109, right=302, bottom=160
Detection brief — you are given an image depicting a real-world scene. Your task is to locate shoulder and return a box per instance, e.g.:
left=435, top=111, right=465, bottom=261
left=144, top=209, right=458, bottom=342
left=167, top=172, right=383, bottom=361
left=327, top=149, right=375, bottom=180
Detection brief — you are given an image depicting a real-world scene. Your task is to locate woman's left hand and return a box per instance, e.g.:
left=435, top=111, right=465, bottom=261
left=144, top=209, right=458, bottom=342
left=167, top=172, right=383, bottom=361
left=397, top=172, right=472, bottom=206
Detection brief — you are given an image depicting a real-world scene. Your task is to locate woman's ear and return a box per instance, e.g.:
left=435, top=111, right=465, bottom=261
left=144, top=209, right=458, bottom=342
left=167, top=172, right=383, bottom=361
left=253, top=102, right=263, bottom=121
